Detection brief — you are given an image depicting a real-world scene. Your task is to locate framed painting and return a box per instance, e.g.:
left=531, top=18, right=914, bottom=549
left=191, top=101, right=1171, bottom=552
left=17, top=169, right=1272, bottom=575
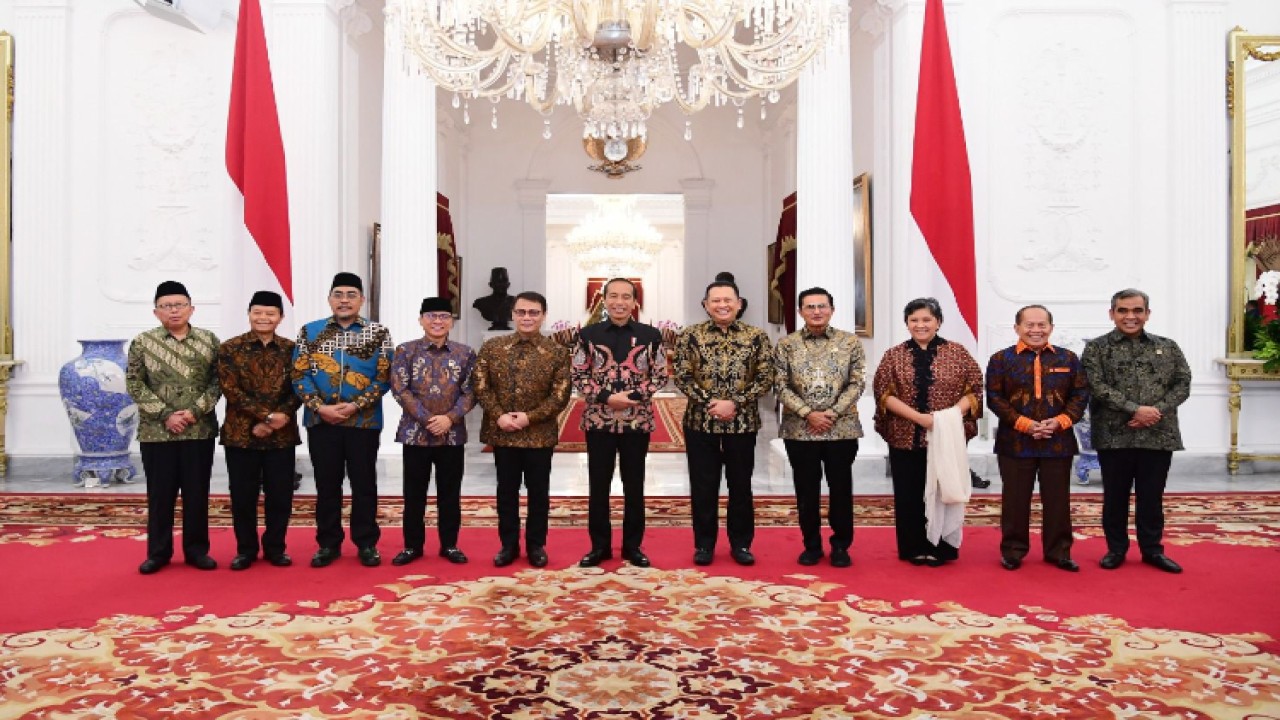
left=852, top=173, right=873, bottom=337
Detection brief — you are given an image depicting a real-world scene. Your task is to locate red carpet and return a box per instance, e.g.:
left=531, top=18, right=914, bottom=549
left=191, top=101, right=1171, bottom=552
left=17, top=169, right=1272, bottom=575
left=3, top=494, right=1279, bottom=718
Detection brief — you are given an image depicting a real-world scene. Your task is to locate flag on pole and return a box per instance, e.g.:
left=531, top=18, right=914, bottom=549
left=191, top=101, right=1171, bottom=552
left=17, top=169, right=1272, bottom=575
left=909, top=0, right=976, bottom=347
left=226, top=0, right=292, bottom=302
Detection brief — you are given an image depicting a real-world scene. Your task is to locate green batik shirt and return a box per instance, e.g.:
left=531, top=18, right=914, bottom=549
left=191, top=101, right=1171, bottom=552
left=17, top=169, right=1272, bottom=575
left=774, top=326, right=866, bottom=441
left=1081, top=329, right=1192, bottom=451
left=673, top=320, right=774, bottom=434
left=126, top=325, right=222, bottom=443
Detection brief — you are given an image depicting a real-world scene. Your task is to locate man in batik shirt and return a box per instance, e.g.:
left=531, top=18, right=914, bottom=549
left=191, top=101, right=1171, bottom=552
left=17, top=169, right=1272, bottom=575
left=217, top=290, right=301, bottom=570
left=572, top=278, right=668, bottom=569
left=673, top=279, right=774, bottom=567
left=293, top=272, right=394, bottom=569
left=389, top=297, right=476, bottom=567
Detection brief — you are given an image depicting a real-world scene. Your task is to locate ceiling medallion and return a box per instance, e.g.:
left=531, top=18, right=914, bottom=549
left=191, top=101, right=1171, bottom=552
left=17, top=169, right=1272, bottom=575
left=584, top=136, right=646, bottom=178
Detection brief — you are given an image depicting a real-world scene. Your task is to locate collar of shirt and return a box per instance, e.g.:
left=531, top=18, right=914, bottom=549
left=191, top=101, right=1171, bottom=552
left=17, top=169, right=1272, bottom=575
left=1105, top=328, right=1149, bottom=343
left=604, top=319, right=635, bottom=333
left=708, top=320, right=742, bottom=334
left=801, top=325, right=835, bottom=340
left=238, top=331, right=283, bottom=348
left=1015, top=339, right=1056, bottom=354
left=326, top=316, right=366, bottom=333
left=162, top=325, right=194, bottom=342
left=425, top=338, right=451, bottom=351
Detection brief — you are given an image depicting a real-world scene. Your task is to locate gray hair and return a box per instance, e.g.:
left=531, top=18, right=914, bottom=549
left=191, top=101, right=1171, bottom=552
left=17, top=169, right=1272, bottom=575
left=1110, top=288, right=1150, bottom=310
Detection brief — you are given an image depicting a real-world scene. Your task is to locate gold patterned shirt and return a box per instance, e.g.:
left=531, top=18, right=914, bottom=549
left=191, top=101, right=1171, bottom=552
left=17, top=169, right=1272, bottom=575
left=774, top=325, right=866, bottom=441
left=673, top=320, right=774, bottom=434
left=126, top=325, right=222, bottom=443
left=474, top=333, right=572, bottom=448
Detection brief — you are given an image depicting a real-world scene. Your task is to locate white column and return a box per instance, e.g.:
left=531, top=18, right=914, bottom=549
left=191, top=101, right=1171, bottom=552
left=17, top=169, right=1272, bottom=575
left=271, top=0, right=342, bottom=325
left=796, top=15, right=855, bottom=332
left=1169, top=0, right=1228, bottom=376
left=514, top=179, right=551, bottom=294
left=11, top=0, right=70, bottom=381
left=680, top=178, right=715, bottom=323
left=379, top=0, right=437, bottom=346
left=8, top=0, right=73, bottom=457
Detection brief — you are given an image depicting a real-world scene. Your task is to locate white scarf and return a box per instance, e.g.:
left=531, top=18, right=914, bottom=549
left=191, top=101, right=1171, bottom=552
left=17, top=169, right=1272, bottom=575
left=925, top=406, right=970, bottom=547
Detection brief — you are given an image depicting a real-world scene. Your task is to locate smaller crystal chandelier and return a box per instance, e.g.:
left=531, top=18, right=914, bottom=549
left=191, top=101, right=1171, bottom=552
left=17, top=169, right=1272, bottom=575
left=565, top=196, right=664, bottom=276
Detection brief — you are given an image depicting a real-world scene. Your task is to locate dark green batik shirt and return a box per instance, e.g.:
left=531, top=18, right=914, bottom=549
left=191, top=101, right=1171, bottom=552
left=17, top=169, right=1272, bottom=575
left=126, top=325, right=222, bottom=443
left=1080, top=329, right=1192, bottom=452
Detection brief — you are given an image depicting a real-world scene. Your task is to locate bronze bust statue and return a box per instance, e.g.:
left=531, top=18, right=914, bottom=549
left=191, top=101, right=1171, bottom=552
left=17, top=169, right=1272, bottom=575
left=472, top=267, right=516, bottom=331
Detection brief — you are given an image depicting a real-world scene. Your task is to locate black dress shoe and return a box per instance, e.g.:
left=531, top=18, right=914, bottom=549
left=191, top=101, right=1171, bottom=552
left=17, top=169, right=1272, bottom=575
left=829, top=548, right=852, bottom=568
left=528, top=546, right=548, bottom=568
left=1099, top=551, right=1125, bottom=570
left=970, top=471, right=991, bottom=489
left=439, top=547, right=469, bottom=564
left=391, top=548, right=423, bottom=566
left=138, top=558, right=169, bottom=575
left=185, top=555, right=218, bottom=571
left=1000, top=556, right=1022, bottom=571
left=797, top=549, right=823, bottom=566
left=311, top=547, right=341, bottom=568
left=693, top=548, right=713, bottom=566
left=1053, top=557, right=1080, bottom=572
left=1142, top=553, right=1183, bottom=574
left=579, top=548, right=613, bottom=568
left=266, top=553, right=292, bottom=567
left=622, top=548, right=651, bottom=568
left=730, top=547, right=755, bottom=566
left=358, top=546, right=381, bottom=567
left=494, top=546, right=519, bottom=567
left=230, top=554, right=255, bottom=571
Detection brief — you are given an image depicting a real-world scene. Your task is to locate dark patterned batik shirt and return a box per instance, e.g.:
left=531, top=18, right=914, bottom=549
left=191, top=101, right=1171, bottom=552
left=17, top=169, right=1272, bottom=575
left=217, top=332, right=301, bottom=450
left=571, top=319, right=668, bottom=434
left=673, top=320, right=774, bottom=434
left=292, top=316, right=394, bottom=430
left=1081, top=329, right=1192, bottom=451
left=390, top=337, right=476, bottom=447
left=474, top=333, right=572, bottom=448
left=872, top=338, right=983, bottom=450
left=126, top=325, right=221, bottom=443
left=986, top=341, right=1088, bottom=458
left=774, top=325, right=866, bottom=441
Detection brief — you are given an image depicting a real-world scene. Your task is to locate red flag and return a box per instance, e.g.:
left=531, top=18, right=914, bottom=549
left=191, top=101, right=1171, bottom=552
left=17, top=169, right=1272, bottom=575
left=910, top=0, right=976, bottom=339
left=226, top=0, right=292, bottom=301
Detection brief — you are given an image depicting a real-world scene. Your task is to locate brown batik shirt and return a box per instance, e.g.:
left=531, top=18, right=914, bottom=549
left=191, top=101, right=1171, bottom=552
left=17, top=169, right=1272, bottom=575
left=217, top=332, right=302, bottom=449
left=474, top=333, right=572, bottom=448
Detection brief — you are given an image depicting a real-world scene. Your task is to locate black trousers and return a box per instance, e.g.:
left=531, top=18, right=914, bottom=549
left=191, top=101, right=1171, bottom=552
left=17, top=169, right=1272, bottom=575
left=307, top=423, right=381, bottom=550
left=140, top=439, right=215, bottom=562
left=494, top=446, right=554, bottom=550
left=685, top=428, right=757, bottom=551
left=586, top=431, right=650, bottom=552
left=784, top=438, right=858, bottom=552
left=997, top=455, right=1073, bottom=562
left=225, top=446, right=296, bottom=558
left=888, top=447, right=959, bottom=561
left=1098, top=448, right=1173, bottom=556
left=402, top=444, right=465, bottom=551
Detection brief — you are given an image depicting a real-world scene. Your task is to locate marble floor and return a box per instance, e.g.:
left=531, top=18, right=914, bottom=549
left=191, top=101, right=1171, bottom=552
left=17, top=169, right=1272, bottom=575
left=4, top=402, right=1279, bottom=498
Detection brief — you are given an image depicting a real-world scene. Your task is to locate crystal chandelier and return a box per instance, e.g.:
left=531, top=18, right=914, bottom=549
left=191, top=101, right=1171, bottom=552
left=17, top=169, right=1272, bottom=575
left=565, top=196, right=665, bottom=276
left=396, top=1, right=847, bottom=140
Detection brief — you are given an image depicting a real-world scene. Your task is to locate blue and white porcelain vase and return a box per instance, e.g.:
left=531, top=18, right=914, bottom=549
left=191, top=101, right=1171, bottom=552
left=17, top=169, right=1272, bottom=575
left=58, top=339, right=139, bottom=486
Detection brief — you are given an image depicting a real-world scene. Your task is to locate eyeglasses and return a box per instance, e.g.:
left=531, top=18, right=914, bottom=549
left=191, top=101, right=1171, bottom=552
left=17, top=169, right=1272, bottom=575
left=155, top=302, right=191, bottom=312
left=421, top=312, right=453, bottom=321
left=330, top=291, right=361, bottom=300
left=801, top=303, right=831, bottom=312
left=512, top=309, right=544, bottom=318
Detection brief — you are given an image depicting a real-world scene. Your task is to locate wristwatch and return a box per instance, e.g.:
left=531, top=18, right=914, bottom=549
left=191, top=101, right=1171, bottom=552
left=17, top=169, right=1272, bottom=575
left=266, top=412, right=275, bottom=423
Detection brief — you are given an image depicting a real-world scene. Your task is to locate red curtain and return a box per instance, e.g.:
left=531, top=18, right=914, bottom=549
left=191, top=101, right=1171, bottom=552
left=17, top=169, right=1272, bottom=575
left=769, top=192, right=798, bottom=333
left=437, top=192, right=461, bottom=316
left=1247, top=203, right=1280, bottom=247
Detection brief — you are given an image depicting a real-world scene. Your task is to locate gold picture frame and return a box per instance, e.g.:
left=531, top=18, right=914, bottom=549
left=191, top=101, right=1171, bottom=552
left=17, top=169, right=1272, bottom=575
left=1, top=32, right=13, bottom=358
left=853, top=173, right=874, bottom=337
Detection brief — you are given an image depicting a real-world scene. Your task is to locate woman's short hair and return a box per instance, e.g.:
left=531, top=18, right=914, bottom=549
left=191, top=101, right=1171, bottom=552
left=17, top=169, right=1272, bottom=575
left=903, top=297, right=943, bottom=323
